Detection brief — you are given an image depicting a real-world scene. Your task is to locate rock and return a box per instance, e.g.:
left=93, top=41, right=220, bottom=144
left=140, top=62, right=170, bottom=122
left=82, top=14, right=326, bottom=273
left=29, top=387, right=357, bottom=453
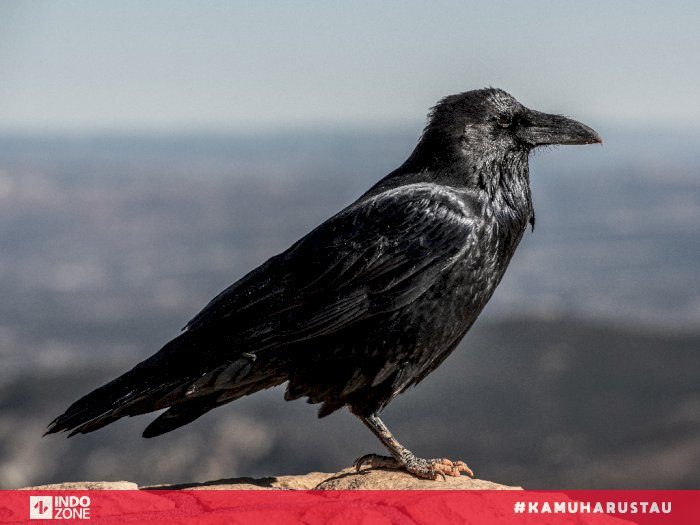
left=273, top=471, right=339, bottom=490
left=19, top=481, right=137, bottom=490
left=314, top=468, right=522, bottom=490
left=142, top=471, right=334, bottom=490
left=21, top=469, right=520, bottom=490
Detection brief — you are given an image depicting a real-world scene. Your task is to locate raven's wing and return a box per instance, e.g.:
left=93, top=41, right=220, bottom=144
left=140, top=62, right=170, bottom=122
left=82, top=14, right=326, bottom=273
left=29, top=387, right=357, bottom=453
left=184, top=184, right=479, bottom=344
left=46, top=183, right=480, bottom=437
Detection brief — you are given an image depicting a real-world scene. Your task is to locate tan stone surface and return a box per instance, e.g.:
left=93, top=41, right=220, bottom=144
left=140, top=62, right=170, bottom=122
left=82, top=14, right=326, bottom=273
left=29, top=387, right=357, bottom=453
left=314, top=468, right=522, bottom=490
left=19, top=481, right=138, bottom=490
left=21, top=469, right=521, bottom=491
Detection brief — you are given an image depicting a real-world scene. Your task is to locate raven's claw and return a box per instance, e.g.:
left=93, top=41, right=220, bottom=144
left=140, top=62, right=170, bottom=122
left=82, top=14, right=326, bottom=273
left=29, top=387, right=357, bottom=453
left=354, top=453, right=473, bottom=480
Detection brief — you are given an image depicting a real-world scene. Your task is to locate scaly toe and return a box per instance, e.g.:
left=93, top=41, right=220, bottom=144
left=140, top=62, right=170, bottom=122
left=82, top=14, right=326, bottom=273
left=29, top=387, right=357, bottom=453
left=404, top=456, right=446, bottom=480
left=353, top=453, right=399, bottom=472
left=434, top=458, right=474, bottom=477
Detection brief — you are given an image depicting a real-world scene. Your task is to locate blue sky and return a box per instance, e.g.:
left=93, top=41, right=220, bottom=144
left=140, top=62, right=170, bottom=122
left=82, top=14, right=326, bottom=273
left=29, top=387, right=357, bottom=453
left=1, top=0, right=698, bottom=132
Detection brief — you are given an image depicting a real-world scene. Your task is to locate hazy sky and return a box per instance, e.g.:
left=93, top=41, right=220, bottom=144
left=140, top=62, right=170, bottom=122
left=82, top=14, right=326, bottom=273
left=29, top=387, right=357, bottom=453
left=1, top=1, right=698, bottom=132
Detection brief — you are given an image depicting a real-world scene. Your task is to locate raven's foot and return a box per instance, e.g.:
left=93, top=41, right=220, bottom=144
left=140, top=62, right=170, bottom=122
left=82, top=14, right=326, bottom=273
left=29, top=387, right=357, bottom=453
left=353, top=413, right=475, bottom=480
left=354, top=453, right=473, bottom=480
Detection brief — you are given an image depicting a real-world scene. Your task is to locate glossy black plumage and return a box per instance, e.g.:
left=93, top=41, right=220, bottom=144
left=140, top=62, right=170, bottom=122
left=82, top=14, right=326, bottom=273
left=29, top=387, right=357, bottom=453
left=46, top=89, right=600, bottom=476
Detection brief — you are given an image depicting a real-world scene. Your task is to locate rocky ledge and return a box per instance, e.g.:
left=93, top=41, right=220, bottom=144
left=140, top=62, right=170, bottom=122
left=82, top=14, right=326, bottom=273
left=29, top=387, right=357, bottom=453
left=22, top=468, right=522, bottom=490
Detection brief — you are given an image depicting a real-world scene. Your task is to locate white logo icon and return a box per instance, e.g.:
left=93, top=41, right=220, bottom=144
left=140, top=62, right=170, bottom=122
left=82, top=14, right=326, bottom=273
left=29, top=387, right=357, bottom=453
left=29, top=496, right=52, bottom=520
left=29, top=495, right=92, bottom=520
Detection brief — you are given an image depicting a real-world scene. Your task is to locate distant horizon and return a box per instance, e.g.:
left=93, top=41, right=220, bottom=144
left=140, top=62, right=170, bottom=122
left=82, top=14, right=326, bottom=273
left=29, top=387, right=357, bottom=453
left=2, top=122, right=699, bottom=176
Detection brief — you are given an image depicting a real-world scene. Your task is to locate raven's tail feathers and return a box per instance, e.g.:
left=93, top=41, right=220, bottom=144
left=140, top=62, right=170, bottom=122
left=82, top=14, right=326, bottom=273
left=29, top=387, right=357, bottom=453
left=45, top=331, right=288, bottom=438
left=45, top=331, right=199, bottom=437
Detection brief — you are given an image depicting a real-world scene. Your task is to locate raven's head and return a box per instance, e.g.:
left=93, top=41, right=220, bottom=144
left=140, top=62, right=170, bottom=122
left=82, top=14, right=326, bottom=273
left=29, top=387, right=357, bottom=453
left=413, top=88, right=601, bottom=170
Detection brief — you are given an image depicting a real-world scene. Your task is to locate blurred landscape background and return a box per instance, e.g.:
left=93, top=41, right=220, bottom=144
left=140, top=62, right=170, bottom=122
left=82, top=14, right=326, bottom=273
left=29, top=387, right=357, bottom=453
left=1, top=1, right=698, bottom=489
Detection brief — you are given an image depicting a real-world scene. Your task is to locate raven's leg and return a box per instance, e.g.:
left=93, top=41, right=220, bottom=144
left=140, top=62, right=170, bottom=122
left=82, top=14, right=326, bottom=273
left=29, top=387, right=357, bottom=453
left=353, top=413, right=473, bottom=480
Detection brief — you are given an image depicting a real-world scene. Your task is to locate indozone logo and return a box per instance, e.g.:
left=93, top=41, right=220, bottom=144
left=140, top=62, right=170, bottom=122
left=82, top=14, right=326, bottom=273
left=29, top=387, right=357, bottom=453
left=29, top=495, right=91, bottom=520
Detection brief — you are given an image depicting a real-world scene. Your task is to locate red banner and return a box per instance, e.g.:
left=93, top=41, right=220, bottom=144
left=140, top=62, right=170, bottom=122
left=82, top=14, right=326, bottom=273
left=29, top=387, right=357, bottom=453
left=1, top=490, right=697, bottom=524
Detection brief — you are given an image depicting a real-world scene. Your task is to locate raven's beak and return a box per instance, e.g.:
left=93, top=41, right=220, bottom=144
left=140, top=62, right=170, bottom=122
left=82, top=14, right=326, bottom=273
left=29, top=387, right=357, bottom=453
left=518, top=109, right=602, bottom=146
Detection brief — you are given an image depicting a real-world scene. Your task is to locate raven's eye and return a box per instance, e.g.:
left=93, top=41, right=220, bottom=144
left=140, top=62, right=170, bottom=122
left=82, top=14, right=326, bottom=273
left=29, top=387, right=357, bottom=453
left=496, top=114, right=513, bottom=129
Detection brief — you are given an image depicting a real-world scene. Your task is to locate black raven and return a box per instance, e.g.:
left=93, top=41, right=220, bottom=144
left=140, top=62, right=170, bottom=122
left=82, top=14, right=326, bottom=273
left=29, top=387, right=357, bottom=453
left=46, top=88, right=601, bottom=479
